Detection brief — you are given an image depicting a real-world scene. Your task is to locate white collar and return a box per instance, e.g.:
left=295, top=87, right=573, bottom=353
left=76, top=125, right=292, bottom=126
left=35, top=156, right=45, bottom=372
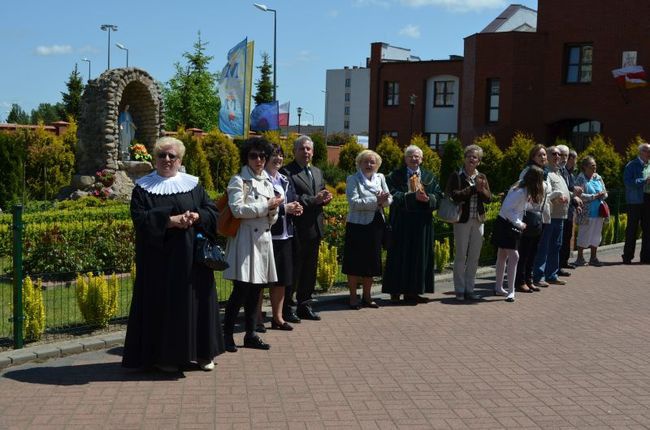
left=135, top=171, right=199, bottom=195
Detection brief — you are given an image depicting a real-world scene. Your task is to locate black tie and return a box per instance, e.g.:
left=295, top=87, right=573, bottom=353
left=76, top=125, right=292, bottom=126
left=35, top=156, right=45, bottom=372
left=305, top=166, right=315, bottom=191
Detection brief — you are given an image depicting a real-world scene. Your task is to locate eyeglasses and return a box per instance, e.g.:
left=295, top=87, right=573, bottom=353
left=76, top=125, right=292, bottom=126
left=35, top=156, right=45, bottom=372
left=248, top=152, right=267, bottom=160
left=550, top=152, right=561, bottom=157
left=157, top=152, right=178, bottom=160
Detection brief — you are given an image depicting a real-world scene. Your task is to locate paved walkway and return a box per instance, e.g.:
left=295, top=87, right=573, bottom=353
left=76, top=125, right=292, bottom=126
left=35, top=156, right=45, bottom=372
left=1, top=243, right=649, bottom=429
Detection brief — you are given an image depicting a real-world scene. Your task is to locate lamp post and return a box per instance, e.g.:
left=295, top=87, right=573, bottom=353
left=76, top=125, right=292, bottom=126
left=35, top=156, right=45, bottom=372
left=100, top=24, right=118, bottom=70
left=297, top=107, right=303, bottom=133
left=322, top=90, right=328, bottom=145
left=303, top=110, right=315, bottom=126
left=409, top=94, right=417, bottom=139
left=115, top=43, right=129, bottom=67
left=81, top=58, right=91, bottom=82
left=253, top=3, right=277, bottom=101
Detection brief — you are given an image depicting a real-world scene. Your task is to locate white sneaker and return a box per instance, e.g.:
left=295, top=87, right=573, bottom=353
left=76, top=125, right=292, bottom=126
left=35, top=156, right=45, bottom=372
left=199, top=360, right=215, bottom=371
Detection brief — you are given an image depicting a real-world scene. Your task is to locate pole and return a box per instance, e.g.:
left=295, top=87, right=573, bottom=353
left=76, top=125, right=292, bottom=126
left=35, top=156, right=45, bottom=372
left=272, top=9, right=277, bottom=101
left=323, top=91, right=328, bottom=145
left=12, top=205, right=24, bottom=349
left=126, top=49, right=129, bottom=67
left=107, top=28, right=111, bottom=70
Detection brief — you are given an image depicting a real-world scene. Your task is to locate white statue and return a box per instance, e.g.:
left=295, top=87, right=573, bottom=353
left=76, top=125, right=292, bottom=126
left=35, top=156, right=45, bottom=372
left=118, top=105, right=137, bottom=161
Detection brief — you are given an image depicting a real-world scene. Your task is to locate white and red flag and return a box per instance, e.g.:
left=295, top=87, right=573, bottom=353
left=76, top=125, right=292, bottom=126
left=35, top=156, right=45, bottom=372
left=612, top=65, right=647, bottom=89
left=278, top=102, right=290, bottom=127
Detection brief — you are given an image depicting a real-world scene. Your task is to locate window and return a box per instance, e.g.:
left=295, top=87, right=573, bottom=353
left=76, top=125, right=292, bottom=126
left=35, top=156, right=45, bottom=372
left=487, top=78, right=500, bottom=123
left=345, top=93, right=350, bottom=102
left=344, top=106, right=350, bottom=115
left=385, top=82, right=399, bottom=106
left=427, top=133, right=455, bottom=151
left=433, top=81, right=455, bottom=107
left=382, top=131, right=398, bottom=138
left=565, top=44, right=593, bottom=83
left=345, top=78, right=351, bottom=87
left=571, top=120, right=601, bottom=150
left=344, top=120, right=350, bottom=129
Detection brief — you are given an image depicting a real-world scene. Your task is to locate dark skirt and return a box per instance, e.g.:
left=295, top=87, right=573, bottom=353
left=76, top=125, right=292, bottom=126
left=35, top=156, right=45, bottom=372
left=342, top=211, right=384, bottom=277
left=492, top=216, right=522, bottom=250
left=271, top=238, right=293, bottom=287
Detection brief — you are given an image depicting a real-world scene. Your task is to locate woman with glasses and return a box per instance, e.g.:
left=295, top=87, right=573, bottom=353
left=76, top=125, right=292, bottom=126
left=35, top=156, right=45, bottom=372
left=123, top=137, right=224, bottom=372
left=573, top=156, right=608, bottom=266
left=222, top=137, right=283, bottom=352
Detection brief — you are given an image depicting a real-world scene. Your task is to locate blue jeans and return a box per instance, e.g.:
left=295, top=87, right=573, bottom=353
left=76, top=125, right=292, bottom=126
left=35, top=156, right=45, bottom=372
left=533, top=218, right=564, bottom=282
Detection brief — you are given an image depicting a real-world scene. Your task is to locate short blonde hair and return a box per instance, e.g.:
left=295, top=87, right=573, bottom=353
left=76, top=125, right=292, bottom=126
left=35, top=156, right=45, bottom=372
left=464, top=144, right=483, bottom=159
left=154, top=137, right=186, bottom=160
left=355, top=149, right=382, bottom=170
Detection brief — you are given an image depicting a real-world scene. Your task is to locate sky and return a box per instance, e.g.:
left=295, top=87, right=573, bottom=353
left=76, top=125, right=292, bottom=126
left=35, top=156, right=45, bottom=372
left=1, top=0, right=537, bottom=126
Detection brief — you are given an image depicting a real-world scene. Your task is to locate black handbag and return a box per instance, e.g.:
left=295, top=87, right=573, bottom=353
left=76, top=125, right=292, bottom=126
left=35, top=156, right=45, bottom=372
left=522, top=210, right=542, bottom=237
left=194, top=233, right=229, bottom=271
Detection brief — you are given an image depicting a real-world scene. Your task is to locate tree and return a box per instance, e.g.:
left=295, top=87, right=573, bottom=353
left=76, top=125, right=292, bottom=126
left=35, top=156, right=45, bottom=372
left=338, top=136, right=364, bottom=173
left=7, top=103, right=29, bottom=124
left=30, top=103, right=64, bottom=124
left=375, top=135, right=403, bottom=174
left=60, top=64, right=85, bottom=120
left=473, top=133, right=504, bottom=192
left=164, top=32, right=221, bottom=131
left=253, top=52, right=274, bottom=106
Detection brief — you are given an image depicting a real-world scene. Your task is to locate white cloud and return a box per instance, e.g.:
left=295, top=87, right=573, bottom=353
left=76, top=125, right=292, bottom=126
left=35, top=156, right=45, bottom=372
left=400, top=0, right=506, bottom=12
left=77, top=45, right=100, bottom=54
left=327, top=9, right=339, bottom=17
left=353, top=0, right=391, bottom=8
left=399, top=24, right=421, bottom=38
left=35, top=44, right=72, bottom=56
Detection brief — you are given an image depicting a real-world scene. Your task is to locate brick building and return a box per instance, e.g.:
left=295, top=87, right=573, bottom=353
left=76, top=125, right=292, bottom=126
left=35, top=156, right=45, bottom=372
left=369, top=2, right=650, bottom=152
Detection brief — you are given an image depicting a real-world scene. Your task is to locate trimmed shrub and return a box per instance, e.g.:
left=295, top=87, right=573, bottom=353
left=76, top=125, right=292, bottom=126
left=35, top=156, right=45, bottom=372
left=23, top=276, right=45, bottom=341
left=75, top=272, right=119, bottom=328
left=434, top=237, right=451, bottom=273
left=411, top=134, right=441, bottom=178
left=177, top=129, right=214, bottom=190
left=578, top=134, right=623, bottom=189
left=338, top=137, right=363, bottom=173
left=326, top=132, right=351, bottom=147
left=321, top=162, right=347, bottom=187
left=310, top=131, right=328, bottom=167
left=202, top=129, right=240, bottom=192
left=473, top=134, right=504, bottom=193
left=375, top=135, right=403, bottom=174
left=499, top=132, right=535, bottom=194
left=624, top=135, right=646, bottom=165
left=316, top=242, right=338, bottom=292
left=24, top=126, right=75, bottom=200
left=0, top=132, right=26, bottom=209
left=439, top=137, right=464, bottom=187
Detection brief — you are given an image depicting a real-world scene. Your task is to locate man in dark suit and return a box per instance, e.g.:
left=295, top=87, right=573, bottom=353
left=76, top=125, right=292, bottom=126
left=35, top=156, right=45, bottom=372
left=284, top=135, right=332, bottom=321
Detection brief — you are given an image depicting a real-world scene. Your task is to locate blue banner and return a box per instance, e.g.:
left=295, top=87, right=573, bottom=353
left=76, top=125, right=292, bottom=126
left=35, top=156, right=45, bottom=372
left=250, top=101, right=279, bottom=132
left=219, top=38, right=248, bottom=136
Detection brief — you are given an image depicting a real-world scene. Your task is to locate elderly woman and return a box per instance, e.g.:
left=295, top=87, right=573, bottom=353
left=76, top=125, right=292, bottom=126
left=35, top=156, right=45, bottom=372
left=343, top=149, right=392, bottom=309
left=123, top=137, right=223, bottom=372
left=514, top=144, right=551, bottom=292
left=445, top=144, right=492, bottom=301
left=382, top=145, right=442, bottom=304
left=255, top=144, right=303, bottom=331
left=574, top=156, right=608, bottom=267
left=222, top=137, right=283, bottom=352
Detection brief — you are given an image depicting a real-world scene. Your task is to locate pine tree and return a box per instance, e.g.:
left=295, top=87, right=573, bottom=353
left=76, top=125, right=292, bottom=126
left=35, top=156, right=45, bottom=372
left=7, top=103, right=30, bottom=124
left=254, top=52, right=274, bottom=105
left=163, top=32, right=221, bottom=131
left=60, top=64, right=84, bottom=120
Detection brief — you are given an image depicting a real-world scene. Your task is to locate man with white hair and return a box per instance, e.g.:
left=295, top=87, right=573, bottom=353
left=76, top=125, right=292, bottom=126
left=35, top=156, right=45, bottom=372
left=557, top=144, right=583, bottom=273
left=622, top=142, right=650, bottom=264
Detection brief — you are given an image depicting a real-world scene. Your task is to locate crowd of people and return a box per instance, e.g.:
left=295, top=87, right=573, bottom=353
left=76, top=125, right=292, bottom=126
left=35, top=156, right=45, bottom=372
left=122, top=135, right=650, bottom=372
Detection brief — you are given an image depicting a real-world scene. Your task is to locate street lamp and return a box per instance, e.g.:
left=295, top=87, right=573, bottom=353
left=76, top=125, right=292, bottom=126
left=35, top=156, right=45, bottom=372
left=253, top=3, right=277, bottom=101
left=115, top=43, right=129, bottom=67
left=81, top=58, right=91, bottom=82
left=297, top=107, right=303, bottom=133
left=322, top=90, right=328, bottom=145
left=303, top=110, right=315, bottom=126
left=100, top=24, right=118, bottom=70
left=409, top=94, right=417, bottom=138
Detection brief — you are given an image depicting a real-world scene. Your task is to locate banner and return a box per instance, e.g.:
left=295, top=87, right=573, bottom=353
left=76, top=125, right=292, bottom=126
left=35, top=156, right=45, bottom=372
left=250, top=101, right=279, bottom=131
left=244, top=41, right=254, bottom=137
left=278, top=101, right=290, bottom=127
left=219, top=38, right=248, bottom=137
left=612, top=65, right=647, bottom=89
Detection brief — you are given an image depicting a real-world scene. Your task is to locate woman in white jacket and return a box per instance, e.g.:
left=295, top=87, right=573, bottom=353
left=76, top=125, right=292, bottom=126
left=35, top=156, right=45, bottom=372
left=223, top=138, right=283, bottom=352
left=343, top=150, right=392, bottom=309
left=493, top=165, right=545, bottom=302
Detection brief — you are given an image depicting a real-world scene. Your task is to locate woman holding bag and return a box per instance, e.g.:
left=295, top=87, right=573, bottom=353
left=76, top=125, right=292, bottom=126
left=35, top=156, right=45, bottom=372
left=445, top=145, right=492, bottom=301
left=343, top=150, right=392, bottom=309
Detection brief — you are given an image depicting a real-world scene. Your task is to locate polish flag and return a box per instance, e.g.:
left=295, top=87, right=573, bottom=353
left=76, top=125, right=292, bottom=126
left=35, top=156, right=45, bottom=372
left=278, top=102, right=290, bottom=126
left=612, top=65, right=647, bottom=89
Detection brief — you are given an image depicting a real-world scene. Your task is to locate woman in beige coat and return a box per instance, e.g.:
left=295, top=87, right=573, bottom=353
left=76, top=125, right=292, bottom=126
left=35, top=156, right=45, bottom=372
left=223, top=137, right=282, bottom=352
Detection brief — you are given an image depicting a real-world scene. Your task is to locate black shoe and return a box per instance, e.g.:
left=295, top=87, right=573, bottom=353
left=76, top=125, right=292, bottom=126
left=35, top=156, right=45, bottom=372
left=349, top=302, right=361, bottom=310
left=464, top=292, right=482, bottom=301
left=255, top=323, right=267, bottom=333
left=283, top=312, right=301, bottom=323
left=296, top=305, right=321, bottom=321
left=622, top=255, right=633, bottom=264
left=505, top=297, right=515, bottom=303
left=224, top=335, right=237, bottom=353
left=562, top=263, right=577, bottom=269
left=271, top=320, right=293, bottom=331
left=243, top=335, right=271, bottom=350
left=557, top=269, right=571, bottom=277
left=404, top=294, right=429, bottom=304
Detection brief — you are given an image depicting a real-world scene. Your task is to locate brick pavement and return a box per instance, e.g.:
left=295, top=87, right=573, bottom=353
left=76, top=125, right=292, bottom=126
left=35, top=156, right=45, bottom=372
left=1, top=244, right=649, bottom=429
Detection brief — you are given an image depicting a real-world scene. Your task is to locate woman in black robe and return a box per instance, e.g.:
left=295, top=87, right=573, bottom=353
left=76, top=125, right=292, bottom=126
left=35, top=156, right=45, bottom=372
left=382, top=145, right=442, bottom=303
left=122, top=137, right=224, bottom=372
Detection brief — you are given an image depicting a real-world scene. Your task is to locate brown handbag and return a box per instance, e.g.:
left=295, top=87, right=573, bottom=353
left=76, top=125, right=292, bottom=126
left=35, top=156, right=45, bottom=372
left=215, top=193, right=241, bottom=237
